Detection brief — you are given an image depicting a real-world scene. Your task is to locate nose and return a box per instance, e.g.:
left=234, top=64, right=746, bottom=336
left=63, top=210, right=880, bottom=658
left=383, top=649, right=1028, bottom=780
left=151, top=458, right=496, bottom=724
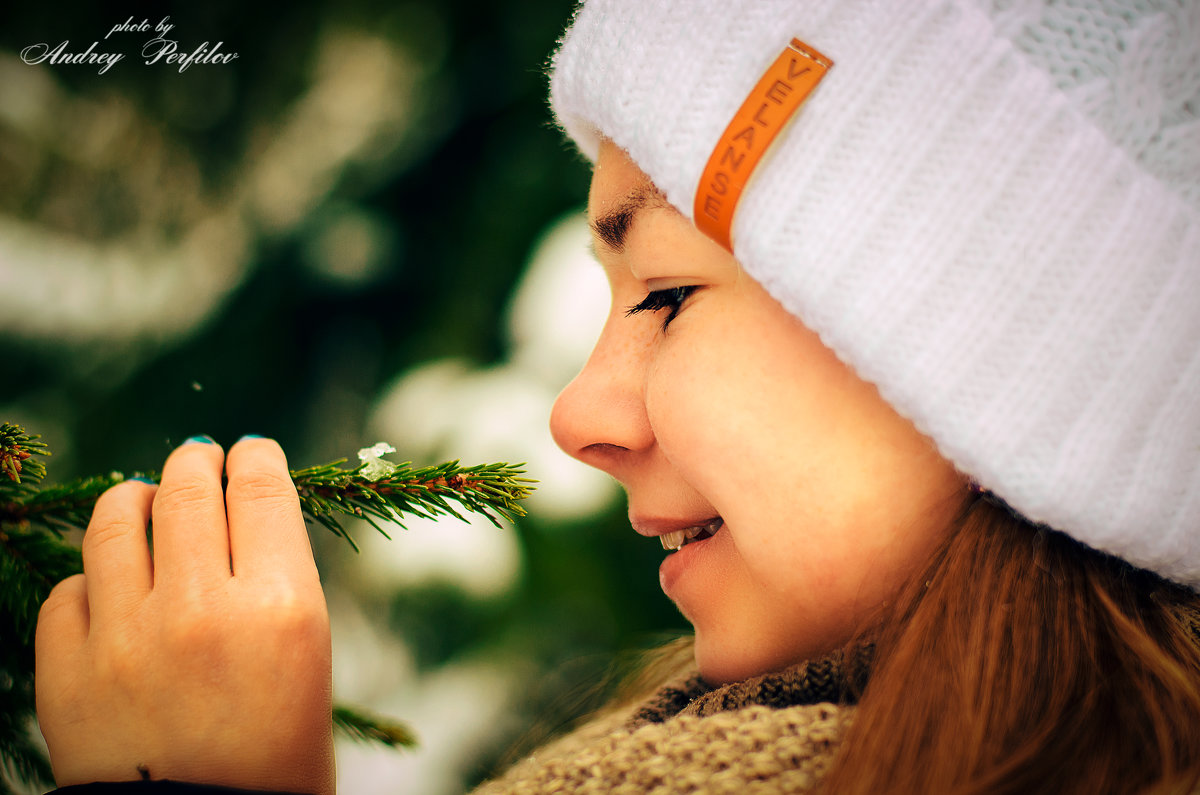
left=550, top=315, right=655, bottom=477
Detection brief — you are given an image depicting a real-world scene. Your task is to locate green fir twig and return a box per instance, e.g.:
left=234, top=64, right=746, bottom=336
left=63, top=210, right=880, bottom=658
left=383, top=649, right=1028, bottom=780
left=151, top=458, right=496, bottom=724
left=333, top=705, right=417, bottom=748
left=292, top=455, right=536, bottom=551
left=0, top=424, right=47, bottom=484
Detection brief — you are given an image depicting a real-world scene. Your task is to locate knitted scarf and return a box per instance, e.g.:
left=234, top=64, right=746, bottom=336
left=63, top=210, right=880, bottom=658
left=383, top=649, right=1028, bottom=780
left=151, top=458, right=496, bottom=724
left=475, top=606, right=1200, bottom=793
left=473, top=646, right=871, bottom=794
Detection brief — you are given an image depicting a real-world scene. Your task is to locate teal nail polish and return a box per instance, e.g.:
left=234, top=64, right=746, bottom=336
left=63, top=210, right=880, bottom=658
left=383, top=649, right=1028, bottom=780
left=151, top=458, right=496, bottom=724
left=183, top=435, right=216, bottom=445
left=238, top=434, right=266, bottom=441
left=129, top=476, right=157, bottom=484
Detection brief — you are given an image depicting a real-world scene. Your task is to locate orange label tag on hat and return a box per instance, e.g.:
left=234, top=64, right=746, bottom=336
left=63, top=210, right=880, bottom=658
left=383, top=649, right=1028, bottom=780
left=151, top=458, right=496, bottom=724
left=694, top=38, right=832, bottom=252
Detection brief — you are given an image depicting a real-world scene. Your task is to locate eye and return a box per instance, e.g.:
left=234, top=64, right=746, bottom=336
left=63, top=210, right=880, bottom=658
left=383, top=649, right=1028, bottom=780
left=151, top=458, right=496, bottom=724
left=625, top=286, right=698, bottom=331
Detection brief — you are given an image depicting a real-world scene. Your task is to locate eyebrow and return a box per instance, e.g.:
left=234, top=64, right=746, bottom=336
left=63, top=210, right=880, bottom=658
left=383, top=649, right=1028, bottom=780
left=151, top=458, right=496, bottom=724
left=590, top=184, right=674, bottom=253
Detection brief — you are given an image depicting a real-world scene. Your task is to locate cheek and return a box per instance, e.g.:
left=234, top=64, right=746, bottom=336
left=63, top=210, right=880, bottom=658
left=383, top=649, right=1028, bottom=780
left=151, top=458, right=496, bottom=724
left=643, top=294, right=963, bottom=604
left=644, top=301, right=847, bottom=511
left=642, top=307, right=835, bottom=599
left=642, top=322, right=761, bottom=489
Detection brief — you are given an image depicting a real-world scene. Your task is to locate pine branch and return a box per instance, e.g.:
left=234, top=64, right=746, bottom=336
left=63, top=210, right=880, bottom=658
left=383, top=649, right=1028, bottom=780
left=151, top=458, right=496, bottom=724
left=0, top=424, right=536, bottom=787
left=333, top=705, right=417, bottom=748
left=4, top=474, right=127, bottom=537
left=0, top=425, right=47, bottom=485
left=0, top=526, right=82, bottom=648
left=0, top=436, right=537, bottom=552
left=292, top=451, right=537, bottom=551
left=0, top=681, right=53, bottom=793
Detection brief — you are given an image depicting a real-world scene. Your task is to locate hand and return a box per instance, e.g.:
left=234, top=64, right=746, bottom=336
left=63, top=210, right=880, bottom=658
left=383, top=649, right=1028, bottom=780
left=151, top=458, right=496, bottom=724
left=35, top=437, right=335, bottom=794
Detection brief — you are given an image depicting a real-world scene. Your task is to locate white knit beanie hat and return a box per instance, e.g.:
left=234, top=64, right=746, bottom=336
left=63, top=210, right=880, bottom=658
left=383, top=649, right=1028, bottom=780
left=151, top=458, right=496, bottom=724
left=549, top=0, right=1200, bottom=584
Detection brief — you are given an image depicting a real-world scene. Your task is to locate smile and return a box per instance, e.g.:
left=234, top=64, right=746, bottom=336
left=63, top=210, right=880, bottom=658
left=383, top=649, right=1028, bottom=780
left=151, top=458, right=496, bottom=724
left=660, top=518, right=724, bottom=551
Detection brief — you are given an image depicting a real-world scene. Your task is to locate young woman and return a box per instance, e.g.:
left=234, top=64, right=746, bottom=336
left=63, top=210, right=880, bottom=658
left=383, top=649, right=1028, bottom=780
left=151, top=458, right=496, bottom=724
left=35, top=0, right=1200, bottom=792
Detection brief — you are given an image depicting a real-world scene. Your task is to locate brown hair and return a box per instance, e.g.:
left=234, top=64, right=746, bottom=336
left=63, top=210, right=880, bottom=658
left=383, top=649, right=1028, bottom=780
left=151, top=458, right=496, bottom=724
left=822, top=498, right=1200, bottom=794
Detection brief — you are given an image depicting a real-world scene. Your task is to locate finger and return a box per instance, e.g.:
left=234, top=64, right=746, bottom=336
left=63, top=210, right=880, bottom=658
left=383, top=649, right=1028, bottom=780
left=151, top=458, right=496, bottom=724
left=36, top=573, right=89, bottom=658
left=151, top=437, right=230, bottom=587
left=81, top=479, right=155, bottom=623
left=224, top=436, right=315, bottom=581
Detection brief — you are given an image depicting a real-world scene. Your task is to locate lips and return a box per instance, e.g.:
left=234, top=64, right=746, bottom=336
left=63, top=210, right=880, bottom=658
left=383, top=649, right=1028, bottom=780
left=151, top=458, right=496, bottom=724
left=659, top=518, right=724, bottom=551
left=652, top=515, right=727, bottom=602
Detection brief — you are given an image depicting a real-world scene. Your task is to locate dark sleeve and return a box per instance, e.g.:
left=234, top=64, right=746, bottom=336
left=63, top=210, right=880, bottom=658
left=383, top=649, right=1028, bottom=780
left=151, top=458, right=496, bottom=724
left=51, top=782, right=311, bottom=795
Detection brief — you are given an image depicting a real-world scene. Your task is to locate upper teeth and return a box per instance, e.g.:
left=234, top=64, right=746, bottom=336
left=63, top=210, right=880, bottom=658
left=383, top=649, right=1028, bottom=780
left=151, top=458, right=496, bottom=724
left=660, top=519, right=723, bottom=551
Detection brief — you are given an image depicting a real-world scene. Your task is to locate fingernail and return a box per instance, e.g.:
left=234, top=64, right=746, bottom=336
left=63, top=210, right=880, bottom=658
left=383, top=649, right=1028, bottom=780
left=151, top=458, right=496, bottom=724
left=183, top=435, right=216, bottom=445
left=238, top=434, right=266, bottom=442
left=129, top=476, right=157, bottom=484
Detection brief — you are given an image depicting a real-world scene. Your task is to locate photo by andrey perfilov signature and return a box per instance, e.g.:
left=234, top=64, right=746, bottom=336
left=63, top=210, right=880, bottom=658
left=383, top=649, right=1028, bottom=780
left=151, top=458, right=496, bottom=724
left=19, top=15, right=239, bottom=75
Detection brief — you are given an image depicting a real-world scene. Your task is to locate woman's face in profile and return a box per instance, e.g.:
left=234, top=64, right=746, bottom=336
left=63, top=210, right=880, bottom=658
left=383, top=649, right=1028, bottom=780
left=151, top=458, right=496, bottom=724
left=551, top=140, right=966, bottom=683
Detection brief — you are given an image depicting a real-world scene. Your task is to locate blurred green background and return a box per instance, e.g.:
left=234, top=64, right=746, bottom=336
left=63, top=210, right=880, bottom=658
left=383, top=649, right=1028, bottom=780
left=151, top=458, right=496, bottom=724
left=0, top=1, right=689, bottom=791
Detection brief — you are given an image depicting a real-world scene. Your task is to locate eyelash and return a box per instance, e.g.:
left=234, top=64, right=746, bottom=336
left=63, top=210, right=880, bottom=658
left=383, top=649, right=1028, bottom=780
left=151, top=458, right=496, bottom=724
left=625, top=286, right=698, bottom=331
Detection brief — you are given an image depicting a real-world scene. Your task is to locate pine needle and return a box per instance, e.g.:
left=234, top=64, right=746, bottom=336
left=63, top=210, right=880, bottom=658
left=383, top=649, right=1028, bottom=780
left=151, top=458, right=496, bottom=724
left=333, top=705, right=417, bottom=748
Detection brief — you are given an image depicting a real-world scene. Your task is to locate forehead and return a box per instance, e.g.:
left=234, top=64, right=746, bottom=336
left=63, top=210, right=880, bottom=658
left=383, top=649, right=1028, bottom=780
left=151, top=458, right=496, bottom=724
left=588, top=141, right=679, bottom=251
left=588, top=141, right=672, bottom=216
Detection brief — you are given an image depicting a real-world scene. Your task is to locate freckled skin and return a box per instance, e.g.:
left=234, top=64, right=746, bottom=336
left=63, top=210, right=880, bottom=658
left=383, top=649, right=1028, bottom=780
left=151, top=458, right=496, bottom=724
left=551, top=141, right=967, bottom=684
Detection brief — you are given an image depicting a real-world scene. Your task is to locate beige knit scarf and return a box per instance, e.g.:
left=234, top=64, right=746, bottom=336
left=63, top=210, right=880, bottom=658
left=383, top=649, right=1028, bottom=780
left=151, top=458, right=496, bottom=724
left=477, top=607, right=1200, bottom=793
left=474, top=647, right=871, bottom=794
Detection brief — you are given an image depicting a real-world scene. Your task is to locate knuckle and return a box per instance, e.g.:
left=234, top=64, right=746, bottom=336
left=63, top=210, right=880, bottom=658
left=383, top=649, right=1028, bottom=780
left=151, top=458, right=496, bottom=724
left=86, top=609, right=146, bottom=681
left=92, top=631, right=143, bottom=684
left=153, top=472, right=219, bottom=517
left=37, top=574, right=85, bottom=625
left=160, top=594, right=222, bottom=651
left=81, top=515, right=142, bottom=559
left=225, top=468, right=298, bottom=506
left=255, top=584, right=329, bottom=639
